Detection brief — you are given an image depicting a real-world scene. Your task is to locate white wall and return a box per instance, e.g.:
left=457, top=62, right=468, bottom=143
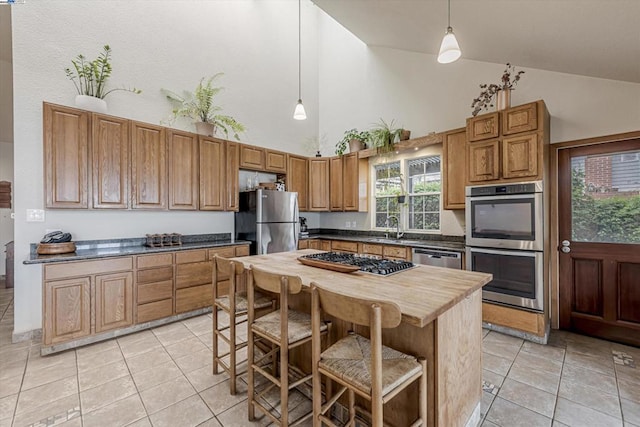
left=0, top=142, right=13, bottom=276
left=11, top=0, right=320, bottom=335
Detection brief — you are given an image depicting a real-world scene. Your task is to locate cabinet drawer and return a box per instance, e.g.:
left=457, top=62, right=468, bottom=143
left=136, top=266, right=173, bottom=284
left=176, top=284, right=212, bottom=313
left=208, top=247, right=236, bottom=259
left=383, top=246, right=410, bottom=260
left=137, top=279, right=173, bottom=304
left=265, top=150, right=287, bottom=173
left=137, top=299, right=173, bottom=323
left=502, top=102, right=538, bottom=135
left=45, top=257, right=133, bottom=281
left=175, top=249, right=207, bottom=264
left=136, top=253, right=173, bottom=269
left=360, top=243, right=383, bottom=256
left=331, top=240, right=358, bottom=253
left=235, top=245, right=250, bottom=257
left=467, top=112, right=499, bottom=142
left=175, top=261, right=212, bottom=288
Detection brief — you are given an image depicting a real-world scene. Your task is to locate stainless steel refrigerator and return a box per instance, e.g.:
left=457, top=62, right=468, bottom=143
left=235, top=189, right=299, bottom=255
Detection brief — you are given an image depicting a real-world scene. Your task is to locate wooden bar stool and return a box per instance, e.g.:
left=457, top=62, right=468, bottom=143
left=212, top=255, right=274, bottom=394
left=247, top=266, right=330, bottom=426
left=310, top=283, right=427, bottom=427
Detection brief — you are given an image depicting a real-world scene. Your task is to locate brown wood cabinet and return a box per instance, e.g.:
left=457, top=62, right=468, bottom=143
left=466, top=101, right=549, bottom=185
left=309, top=158, right=330, bottom=211
left=442, top=128, right=467, bottom=210
left=329, top=156, right=344, bottom=211
left=331, top=240, right=358, bottom=253
left=225, top=141, right=240, bottom=211
left=92, top=114, right=130, bottom=209
left=265, top=149, right=287, bottom=173
left=343, top=153, right=365, bottom=211
left=44, top=103, right=90, bottom=208
left=135, top=253, right=174, bottom=323
left=239, top=144, right=265, bottom=170
left=288, top=155, right=308, bottom=211
left=95, top=271, right=134, bottom=333
left=167, top=130, right=199, bottom=210
left=131, top=122, right=167, bottom=209
left=199, top=137, right=225, bottom=211
left=43, top=277, right=91, bottom=345
left=175, top=249, right=212, bottom=313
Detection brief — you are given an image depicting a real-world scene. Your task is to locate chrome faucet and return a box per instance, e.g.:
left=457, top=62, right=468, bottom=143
left=385, top=215, right=404, bottom=239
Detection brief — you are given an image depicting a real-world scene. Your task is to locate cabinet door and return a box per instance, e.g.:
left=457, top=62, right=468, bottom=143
left=199, top=137, right=225, bottom=211
left=225, top=141, right=240, bottom=211
left=443, top=128, right=467, bottom=209
left=131, top=122, right=167, bottom=209
left=329, top=156, right=344, bottom=211
left=468, top=140, right=500, bottom=183
left=175, top=261, right=212, bottom=289
left=309, top=158, right=330, bottom=211
left=288, top=155, right=308, bottom=212
left=308, top=240, right=321, bottom=250
left=95, top=271, right=133, bottom=333
left=44, top=103, right=89, bottom=208
left=168, top=130, right=199, bottom=210
left=239, top=144, right=265, bottom=170
left=43, top=277, right=91, bottom=345
left=265, top=149, right=287, bottom=173
left=467, top=112, right=499, bottom=142
left=343, top=153, right=363, bottom=211
left=298, top=240, right=309, bottom=249
left=92, top=114, right=130, bottom=209
left=502, top=102, right=538, bottom=135
left=320, top=240, right=332, bottom=251
left=502, top=133, right=539, bottom=179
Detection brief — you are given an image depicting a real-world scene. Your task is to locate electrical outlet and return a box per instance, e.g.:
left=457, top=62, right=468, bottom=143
left=345, top=221, right=351, bottom=228
left=26, top=209, right=45, bottom=222
left=351, top=221, right=357, bottom=228
left=10, top=213, right=15, bottom=219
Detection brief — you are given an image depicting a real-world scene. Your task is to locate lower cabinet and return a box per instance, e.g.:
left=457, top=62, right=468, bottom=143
left=175, top=250, right=212, bottom=314
left=95, top=271, right=134, bottom=333
left=43, top=277, right=91, bottom=345
left=135, top=253, right=174, bottom=323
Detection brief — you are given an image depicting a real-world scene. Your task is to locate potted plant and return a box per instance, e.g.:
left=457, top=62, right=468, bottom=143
left=471, top=63, right=525, bottom=116
left=162, top=73, right=246, bottom=140
left=65, top=45, right=141, bottom=113
left=335, top=128, right=370, bottom=155
left=369, top=118, right=402, bottom=154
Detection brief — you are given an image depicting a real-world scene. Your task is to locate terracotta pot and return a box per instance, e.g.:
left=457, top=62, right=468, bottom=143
left=348, top=139, right=364, bottom=153
left=75, top=95, right=107, bottom=113
left=400, top=130, right=411, bottom=141
left=496, top=89, right=512, bottom=111
left=195, top=122, right=215, bottom=137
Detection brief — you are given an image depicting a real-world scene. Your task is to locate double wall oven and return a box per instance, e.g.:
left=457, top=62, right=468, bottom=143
left=465, top=181, right=545, bottom=312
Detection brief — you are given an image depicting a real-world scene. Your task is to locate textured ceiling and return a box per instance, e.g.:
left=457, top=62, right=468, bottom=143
left=312, top=0, right=640, bottom=83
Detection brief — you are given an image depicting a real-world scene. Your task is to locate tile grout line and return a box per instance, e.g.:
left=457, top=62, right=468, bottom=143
left=116, top=333, right=151, bottom=426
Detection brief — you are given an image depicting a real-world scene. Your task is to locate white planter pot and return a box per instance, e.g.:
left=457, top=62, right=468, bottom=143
left=195, top=122, right=215, bottom=137
left=75, top=95, right=108, bottom=113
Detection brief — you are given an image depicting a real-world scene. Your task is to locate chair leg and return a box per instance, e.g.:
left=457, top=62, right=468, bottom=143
left=280, top=346, right=289, bottom=426
left=247, top=325, right=255, bottom=421
left=419, top=357, right=428, bottom=426
left=212, top=306, right=219, bottom=375
left=312, top=367, right=321, bottom=427
left=348, top=389, right=356, bottom=426
left=229, top=308, right=237, bottom=395
left=371, top=390, right=383, bottom=427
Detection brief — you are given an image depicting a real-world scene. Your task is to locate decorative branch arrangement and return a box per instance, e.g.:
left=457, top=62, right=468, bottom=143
left=471, top=63, right=525, bottom=116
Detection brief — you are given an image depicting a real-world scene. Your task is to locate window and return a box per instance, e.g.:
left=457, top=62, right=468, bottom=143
left=373, top=155, right=441, bottom=232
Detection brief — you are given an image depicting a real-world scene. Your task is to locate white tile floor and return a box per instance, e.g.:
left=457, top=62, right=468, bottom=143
left=1, top=281, right=639, bottom=427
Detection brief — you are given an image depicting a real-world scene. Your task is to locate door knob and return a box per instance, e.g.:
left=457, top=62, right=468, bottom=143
left=561, top=246, right=571, bottom=253
left=561, top=240, right=571, bottom=247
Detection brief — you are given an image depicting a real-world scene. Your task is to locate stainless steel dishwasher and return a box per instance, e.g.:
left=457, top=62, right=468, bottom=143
left=412, top=248, right=462, bottom=269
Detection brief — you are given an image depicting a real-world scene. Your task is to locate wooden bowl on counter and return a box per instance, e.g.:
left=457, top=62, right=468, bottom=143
left=37, top=242, right=76, bottom=255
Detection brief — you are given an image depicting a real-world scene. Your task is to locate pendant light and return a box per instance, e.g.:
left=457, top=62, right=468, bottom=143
left=293, top=0, right=307, bottom=120
left=437, top=0, right=461, bottom=64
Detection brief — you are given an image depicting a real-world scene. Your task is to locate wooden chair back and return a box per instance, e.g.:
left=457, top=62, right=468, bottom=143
left=249, top=265, right=303, bottom=295
left=213, top=255, right=245, bottom=299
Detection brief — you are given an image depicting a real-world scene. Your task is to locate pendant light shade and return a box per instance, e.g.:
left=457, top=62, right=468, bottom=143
left=437, top=0, right=461, bottom=64
left=293, top=0, right=307, bottom=120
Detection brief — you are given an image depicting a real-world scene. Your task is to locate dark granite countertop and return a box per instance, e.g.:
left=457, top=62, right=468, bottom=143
left=24, top=233, right=250, bottom=265
left=301, top=230, right=465, bottom=252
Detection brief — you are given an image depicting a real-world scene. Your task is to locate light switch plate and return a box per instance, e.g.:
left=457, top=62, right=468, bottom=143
left=26, top=209, right=45, bottom=222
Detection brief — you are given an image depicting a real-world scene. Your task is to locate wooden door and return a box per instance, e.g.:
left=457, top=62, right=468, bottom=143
left=239, top=144, right=265, bottom=170
left=467, top=140, right=500, bottom=183
left=43, top=277, right=91, bottom=345
left=288, top=155, right=308, bottom=211
left=95, top=271, right=133, bottom=333
left=168, top=130, right=198, bottom=210
left=343, top=153, right=359, bottom=211
left=466, top=112, right=499, bottom=142
left=443, top=128, right=466, bottom=209
left=199, top=137, right=225, bottom=211
left=92, top=114, right=129, bottom=209
left=225, top=141, right=240, bottom=211
left=131, top=122, right=167, bottom=209
left=502, top=102, right=537, bottom=136
left=558, top=139, right=640, bottom=346
left=329, top=156, right=344, bottom=211
left=309, top=158, right=330, bottom=211
left=265, top=149, right=287, bottom=173
left=502, top=133, right=538, bottom=179
left=43, top=103, right=89, bottom=208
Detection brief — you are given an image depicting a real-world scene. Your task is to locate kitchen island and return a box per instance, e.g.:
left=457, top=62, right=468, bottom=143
left=233, top=249, right=492, bottom=427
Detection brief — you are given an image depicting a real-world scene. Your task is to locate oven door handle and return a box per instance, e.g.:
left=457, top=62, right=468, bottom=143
left=467, top=247, right=538, bottom=257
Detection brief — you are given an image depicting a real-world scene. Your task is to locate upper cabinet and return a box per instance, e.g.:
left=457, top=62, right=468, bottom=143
left=239, top=144, right=265, bottom=170
left=265, top=149, right=287, bottom=174
left=442, top=128, right=467, bottom=209
left=131, top=122, right=167, bottom=209
left=342, top=153, right=368, bottom=212
left=167, top=129, right=198, bottom=210
left=44, top=103, right=90, bottom=208
left=466, top=100, right=549, bottom=185
left=308, top=158, right=330, bottom=211
left=92, top=114, right=130, bottom=209
left=225, top=141, right=240, bottom=211
left=199, top=137, right=225, bottom=211
left=287, top=155, right=308, bottom=212
left=329, top=156, right=343, bottom=211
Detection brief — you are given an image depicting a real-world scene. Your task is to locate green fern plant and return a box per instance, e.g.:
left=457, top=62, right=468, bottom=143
left=162, top=74, right=246, bottom=141
left=64, top=45, right=141, bottom=99
left=369, top=118, right=402, bottom=154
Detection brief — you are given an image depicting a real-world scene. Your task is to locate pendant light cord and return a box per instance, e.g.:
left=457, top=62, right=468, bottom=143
left=447, top=0, right=451, bottom=29
left=298, top=0, right=302, bottom=100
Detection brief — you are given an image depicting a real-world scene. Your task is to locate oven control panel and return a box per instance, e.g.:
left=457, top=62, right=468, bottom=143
left=467, top=181, right=542, bottom=196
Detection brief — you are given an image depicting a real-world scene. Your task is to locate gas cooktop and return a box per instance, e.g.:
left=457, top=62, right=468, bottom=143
left=299, top=252, right=415, bottom=276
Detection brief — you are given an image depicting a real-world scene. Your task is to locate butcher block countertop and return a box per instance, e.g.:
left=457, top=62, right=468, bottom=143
left=234, top=249, right=492, bottom=328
